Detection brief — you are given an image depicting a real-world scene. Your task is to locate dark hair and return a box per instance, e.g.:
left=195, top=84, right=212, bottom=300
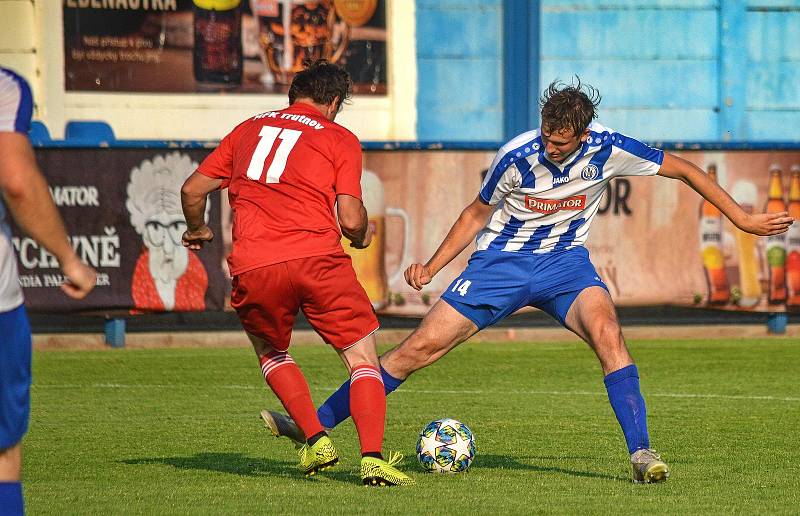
left=539, top=77, right=601, bottom=136
left=288, top=59, right=352, bottom=110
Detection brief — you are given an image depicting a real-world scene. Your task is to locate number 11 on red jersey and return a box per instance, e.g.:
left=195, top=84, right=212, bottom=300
left=245, top=126, right=302, bottom=184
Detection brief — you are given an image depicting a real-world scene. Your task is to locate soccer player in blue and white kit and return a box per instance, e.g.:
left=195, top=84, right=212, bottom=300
left=0, top=68, right=96, bottom=514
left=263, top=80, right=793, bottom=483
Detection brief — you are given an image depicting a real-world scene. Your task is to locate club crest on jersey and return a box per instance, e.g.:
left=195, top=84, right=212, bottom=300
left=581, top=164, right=601, bottom=181
left=525, top=195, right=587, bottom=214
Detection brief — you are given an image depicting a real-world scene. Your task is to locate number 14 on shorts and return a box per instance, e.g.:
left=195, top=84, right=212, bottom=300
left=451, top=278, right=472, bottom=297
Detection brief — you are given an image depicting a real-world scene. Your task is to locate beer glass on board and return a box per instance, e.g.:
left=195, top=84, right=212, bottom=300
left=250, top=0, right=350, bottom=86
left=731, top=181, right=761, bottom=307
left=343, top=169, right=409, bottom=310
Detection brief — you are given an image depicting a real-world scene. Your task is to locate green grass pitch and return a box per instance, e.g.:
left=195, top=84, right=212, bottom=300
left=26, top=338, right=799, bottom=514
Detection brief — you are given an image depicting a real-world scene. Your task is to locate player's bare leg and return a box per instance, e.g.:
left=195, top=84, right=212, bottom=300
left=564, top=286, right=669, bottom=483
left=563, top=286, right=632, bottom=374
left=248, top=332, right=338, bottom=476
left=380, top=300, right=479, bottom=380
left=0, top=443, right=21, bottom=481
left=337, top=332, right=380, bottom=371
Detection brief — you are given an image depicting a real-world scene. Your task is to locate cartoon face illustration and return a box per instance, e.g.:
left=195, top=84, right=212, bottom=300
left=126, top=152, right=209, bottom=312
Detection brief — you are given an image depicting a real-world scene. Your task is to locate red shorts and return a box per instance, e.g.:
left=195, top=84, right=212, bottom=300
left=231, top=252, right=379, bottom=351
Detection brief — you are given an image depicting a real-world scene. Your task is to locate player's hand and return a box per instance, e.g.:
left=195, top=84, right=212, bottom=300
left=404, top=263, right=433, bottom=291
left=738, top=212, right=793, bottom=236
left=182, top=224, right=214, bottom=250
left=59, top=255, right=97, bottom=300
left=350, top=223, right=375, bottom=249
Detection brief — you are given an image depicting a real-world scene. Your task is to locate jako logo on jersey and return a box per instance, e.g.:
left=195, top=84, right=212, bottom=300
left=580, top=164, right=600, bottom=180
left=525, top=195, right=587, bottom=214
left=553, top=175, right=570, bottom=185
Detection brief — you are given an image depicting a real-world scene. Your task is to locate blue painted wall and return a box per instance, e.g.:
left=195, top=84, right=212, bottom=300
left=415, top=0, right=504, bottom=140
left=540, top=0, right=720, bottom=141
left=416, top=0, right=800, bottom=142
left=745, top=1, right=800, bottom=139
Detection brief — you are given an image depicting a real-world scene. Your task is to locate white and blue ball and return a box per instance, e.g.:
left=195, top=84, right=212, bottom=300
left=416, top=418, right=476, bottom=473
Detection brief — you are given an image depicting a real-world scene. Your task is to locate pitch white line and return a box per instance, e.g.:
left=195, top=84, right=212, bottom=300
left=32, top=383, right=263, bottom=390
left=395, top=388, right=800, bottom=403
left=30, top=383, right=800, bottom=402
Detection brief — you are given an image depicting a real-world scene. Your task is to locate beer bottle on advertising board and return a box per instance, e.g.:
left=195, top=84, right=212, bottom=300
left=786, top=165, right=800, bottom=307
left=765, top=164, right=787, bottom=304
left=193, top=0, right=242, bottom=86
left=699, top=165, right=729, bottom=304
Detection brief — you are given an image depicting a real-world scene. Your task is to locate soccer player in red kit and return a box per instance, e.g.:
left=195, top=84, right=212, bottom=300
left=179, top=60, right=413, bottom=487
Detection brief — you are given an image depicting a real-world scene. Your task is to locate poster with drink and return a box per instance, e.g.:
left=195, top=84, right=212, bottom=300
left=63, top=0, right=387, bottom=94
left=24, top=146, right=799, bottom=317
left=696, top=157, right=800, bottom=312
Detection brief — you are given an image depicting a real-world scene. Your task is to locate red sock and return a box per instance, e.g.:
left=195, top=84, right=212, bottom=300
left=260, top=351, right=324, bottom=441
left=349, top=365, right=386, bottom=455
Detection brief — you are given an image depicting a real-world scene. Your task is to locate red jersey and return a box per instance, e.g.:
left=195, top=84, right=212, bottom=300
left=197, top=102, right=363, bottom=276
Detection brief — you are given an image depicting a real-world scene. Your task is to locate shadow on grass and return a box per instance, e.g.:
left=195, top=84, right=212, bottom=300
left=121, top=452, right=356, bottom=484
left=477, top=454, right=628, bottom=482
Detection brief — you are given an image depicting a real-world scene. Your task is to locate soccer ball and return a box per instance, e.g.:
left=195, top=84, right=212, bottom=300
left=416, top=418, right=476, bottom=473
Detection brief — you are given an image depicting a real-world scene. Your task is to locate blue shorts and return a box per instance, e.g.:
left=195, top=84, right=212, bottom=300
left=0, top=305, right=31, bottom=449
left=440, top=247, right=608, bottom=329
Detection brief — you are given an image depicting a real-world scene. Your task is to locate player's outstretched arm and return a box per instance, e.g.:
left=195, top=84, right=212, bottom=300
left=658, top=153, right=793, bottom=236
left=337, top=194, right=374, bottom=249
left=181, top=171, right=223, bottom=249
left=0, top=132, right=96, bottom=299
left=405, top=195, right=493, bottom=290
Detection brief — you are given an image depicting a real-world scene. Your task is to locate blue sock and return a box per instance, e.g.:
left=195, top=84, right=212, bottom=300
left=604, top=364, right=650, bottom=454
left=317, top=365, right=404, bottom=429
left=0, top=482, right=24, bottom=516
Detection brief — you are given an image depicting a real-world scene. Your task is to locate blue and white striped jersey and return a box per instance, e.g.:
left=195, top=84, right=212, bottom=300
left=0, top=67, right=33, bottom=311
left=0, top=68, right=32, bottom=134
left=476, top=122, right=663, bottom=253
